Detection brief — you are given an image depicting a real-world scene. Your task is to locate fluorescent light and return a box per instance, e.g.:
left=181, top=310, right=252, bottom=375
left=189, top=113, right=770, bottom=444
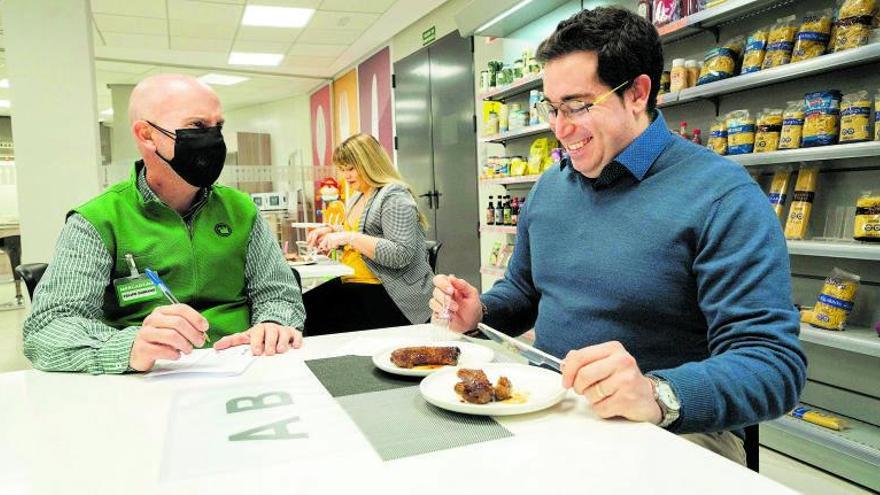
left=475, top=0, right=533, bottom=33
left=242, top=6, right=314, bottom=28
left=228, top=52, right=284, bottom=66
left=198, top=73, right=249, bottom=86
left=0, top=100, right=10, bottom=108
left=100, top=108, right=113, bottom=116
left=0, top=79, right=8, bottom=88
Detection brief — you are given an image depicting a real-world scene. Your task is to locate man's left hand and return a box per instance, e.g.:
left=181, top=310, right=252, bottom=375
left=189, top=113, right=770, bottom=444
left=318, top=231, right=352, bottom=252
left=213, top=322, right=303, bottom=356
left=561, top=340, right=662, bottom=424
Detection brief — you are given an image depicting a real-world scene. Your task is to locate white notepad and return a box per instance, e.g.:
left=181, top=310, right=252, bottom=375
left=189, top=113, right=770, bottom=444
left=147, top=346, right=255, bottom=378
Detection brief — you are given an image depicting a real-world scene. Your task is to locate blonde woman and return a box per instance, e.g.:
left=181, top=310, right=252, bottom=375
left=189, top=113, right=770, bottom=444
left=304, top=133, right=433, bottom=334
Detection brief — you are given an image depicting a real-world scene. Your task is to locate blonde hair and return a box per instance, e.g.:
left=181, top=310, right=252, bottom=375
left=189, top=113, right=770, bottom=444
left=333, top=133, right=428, bottom=230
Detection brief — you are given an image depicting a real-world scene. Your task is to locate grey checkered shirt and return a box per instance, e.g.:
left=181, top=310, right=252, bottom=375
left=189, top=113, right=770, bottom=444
left=22, top=168, right=305, bottom=373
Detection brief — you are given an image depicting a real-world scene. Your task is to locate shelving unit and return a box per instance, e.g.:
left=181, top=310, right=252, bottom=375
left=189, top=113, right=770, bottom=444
left=480, top=225, right=517, bottom=235
left=479, top=174, right=542, bottom=186
left=657, top=0, right=793, bottom=43
left=799, top=323, right=880, bottom=359
left=762, top=413, right=880, bottom=491
left=480, top=123, right=551, bottom=144
left=659, top=43, right=880, bottom=110
left=479, top=265, right=506, bottom=278
left=727, top=141, right=880, bottom=167
left=787, top=240, right=880, bottom=261
left=479, top=73, right=543, bottom=101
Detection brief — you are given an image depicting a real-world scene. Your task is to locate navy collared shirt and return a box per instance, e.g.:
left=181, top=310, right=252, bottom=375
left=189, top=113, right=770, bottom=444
left=560, top=110, right=675, bottom=189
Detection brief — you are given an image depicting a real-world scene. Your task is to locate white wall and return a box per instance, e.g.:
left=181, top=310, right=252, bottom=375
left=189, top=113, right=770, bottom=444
left=224, top=94, right=312, bottom=169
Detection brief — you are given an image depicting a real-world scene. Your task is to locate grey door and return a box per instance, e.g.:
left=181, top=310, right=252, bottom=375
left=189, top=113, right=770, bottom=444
left=394, top=50, right=437, bottom=240
left=394, top=32, right=480, bottom=288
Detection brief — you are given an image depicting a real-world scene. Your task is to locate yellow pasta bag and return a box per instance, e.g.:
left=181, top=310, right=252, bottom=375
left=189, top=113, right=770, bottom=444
left=811, top=267, right=860, bottom=331
left=791, top=9, right=834, bottom=63
left=854, top=191, right=880, bottom=241
left=875, top=90, right=880, bottom=141
left=726, top=110, right=755, bottom=155
left=762, top=16, right=798, bottom=69
left=707, top=117, right=728, bottom=155
left=831, top=0, right=876, bottom=52
left=741, top=27, right=769, bottom=74
left=768, top=169, right=791, bottom=219
left=755, top=108, right=784, bottom=153
left=803, top=90, right=842, bottom=147
left=840, top=90, right=872, bottom=142
left=698, top=36, right=745, bottom=85
left=784, top=166, right=820, bottom=240
left=780, top=100, right=805, bottom=150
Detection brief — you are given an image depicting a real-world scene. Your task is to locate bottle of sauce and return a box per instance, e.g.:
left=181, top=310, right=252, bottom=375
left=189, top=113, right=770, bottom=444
left=486, top=196, right=495, bottom=225
left=691, top=129, right=702, bottom=145
left=679, top=121, right=689, bottom=140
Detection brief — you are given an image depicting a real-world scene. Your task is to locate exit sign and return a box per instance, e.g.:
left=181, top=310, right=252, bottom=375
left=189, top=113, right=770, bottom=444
left=422, top=26, right=436, bottom=46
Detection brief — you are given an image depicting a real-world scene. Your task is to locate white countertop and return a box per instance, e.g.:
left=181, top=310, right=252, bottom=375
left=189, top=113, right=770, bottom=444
left=0, top=324, right=797, bottom=495
left=288, top=259, right=354, bottom=280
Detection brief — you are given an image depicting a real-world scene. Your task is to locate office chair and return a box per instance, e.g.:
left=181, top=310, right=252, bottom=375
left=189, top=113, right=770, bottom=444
left=425, top=240, right=442, bottom=272
left=15, top=263, right=48, bottom=300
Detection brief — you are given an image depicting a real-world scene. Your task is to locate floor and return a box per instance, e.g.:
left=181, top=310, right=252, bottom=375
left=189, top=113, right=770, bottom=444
left=0, top=280, right=873, bottom=494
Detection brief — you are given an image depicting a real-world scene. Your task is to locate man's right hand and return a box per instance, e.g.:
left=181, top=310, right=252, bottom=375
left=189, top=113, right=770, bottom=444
left=429, top=274, right=483, bottom=333
left=129, top=304, right=210, bottom=371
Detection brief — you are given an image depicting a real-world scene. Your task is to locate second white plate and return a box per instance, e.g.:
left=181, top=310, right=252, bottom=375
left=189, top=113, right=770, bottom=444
left=372, top=341, right=494, bottom=377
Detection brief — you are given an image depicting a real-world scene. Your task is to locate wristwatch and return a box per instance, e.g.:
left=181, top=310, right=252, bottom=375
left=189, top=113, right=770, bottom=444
left=647, top=375, right=681, bottom=428
left=463, top=302, right=489, bottom=337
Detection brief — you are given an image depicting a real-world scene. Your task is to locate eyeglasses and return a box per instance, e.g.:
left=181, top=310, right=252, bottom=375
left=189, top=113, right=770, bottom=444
left=536, top=80, right=630, bottom=123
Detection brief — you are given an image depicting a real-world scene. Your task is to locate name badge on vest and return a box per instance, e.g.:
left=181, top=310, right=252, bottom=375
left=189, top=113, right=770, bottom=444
left=113, top=254, right=160, bottom=307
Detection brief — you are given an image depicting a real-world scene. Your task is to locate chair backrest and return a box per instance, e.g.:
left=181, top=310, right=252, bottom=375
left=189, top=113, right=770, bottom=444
left=15, top=263, right=49, bottom=299
left=744, top=423, right=759, bottom=472
left=424, top=240, right=442, bottom=272
left=289, top=266, right=302, bottom=289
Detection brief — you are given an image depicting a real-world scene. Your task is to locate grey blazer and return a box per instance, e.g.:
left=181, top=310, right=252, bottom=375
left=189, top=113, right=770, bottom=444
left=351, top=183, right=433, bottom=324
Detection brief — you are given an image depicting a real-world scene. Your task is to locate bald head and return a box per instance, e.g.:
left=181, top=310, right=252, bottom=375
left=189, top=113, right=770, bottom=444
left=128, top=74, right=221, bottom=125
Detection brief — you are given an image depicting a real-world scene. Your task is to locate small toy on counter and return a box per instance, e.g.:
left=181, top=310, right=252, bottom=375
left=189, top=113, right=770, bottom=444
left=768, top=169, right=791, bottom=219
left=790, top=405, right=848, bottom=431
left=854, top=191, right=880, bottom=241
left=839, top=90, right=872, bottom=143
left=810, top=267, right=861, bottom=331
left=784, top=166, right=819, bottom=240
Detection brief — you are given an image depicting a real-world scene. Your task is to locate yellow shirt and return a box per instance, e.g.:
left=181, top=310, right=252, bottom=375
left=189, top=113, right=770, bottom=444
left=340, top=211, right=381, bottom=284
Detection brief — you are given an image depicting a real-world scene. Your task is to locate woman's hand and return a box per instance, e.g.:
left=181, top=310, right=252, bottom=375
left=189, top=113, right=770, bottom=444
left=318, top=231, right=354, bottom=252
left=306, top=226, right=334, bottom=247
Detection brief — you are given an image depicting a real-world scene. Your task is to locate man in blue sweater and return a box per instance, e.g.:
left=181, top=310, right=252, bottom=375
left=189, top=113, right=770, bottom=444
left=431, top=7, right=806, bottom=464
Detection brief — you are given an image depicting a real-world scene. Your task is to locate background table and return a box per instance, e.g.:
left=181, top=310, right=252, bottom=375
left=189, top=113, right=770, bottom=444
left=0, top=324, right=797, bottom=495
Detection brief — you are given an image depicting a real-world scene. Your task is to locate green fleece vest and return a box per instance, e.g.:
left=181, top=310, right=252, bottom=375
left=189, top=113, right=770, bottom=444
left=73, top=165, right=256, bottom=341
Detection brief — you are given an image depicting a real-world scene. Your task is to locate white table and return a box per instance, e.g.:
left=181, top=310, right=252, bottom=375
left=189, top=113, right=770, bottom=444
left=288, top=259, right=354, bottom=292
left=0, top=324, right=797, bottom=494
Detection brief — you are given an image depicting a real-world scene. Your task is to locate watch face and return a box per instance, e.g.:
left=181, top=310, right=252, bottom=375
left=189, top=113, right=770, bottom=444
left=659, top=384, right=681, bottom=410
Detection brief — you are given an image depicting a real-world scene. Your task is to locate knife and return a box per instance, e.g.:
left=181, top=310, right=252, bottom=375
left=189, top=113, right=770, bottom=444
left=477, top=323, right=562, bottom=372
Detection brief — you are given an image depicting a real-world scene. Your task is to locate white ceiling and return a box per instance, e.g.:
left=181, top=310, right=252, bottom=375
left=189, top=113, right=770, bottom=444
left=0, top=0, right=449, bottom=120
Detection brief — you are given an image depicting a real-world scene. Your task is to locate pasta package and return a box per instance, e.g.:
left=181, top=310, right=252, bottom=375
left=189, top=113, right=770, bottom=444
left=854, top=192, right=880, bottom=241
left=831, top=0, right=876, bottom=52
left=707, top=117, right=728, bottom=155
left=741, top=27, right=769, bottom=74
left=791, top=9, right=834, bottom=63
left=784, top=166, right=819, bottom=239
left=755, top=108, right=784, bottom=153
left=726, top=109, right=755, bottom=155
left=768, top=169, right=791, bottom=219
left=780, top=100, right=806, bottom=150
left=811, top=267, right=860, bottom=331
left=840, top=90, right=872, bottom=142
left=803, top=90, right=842, bottom=147
left=762, top=16, right=798, bottom=69
left=875, top=90, right=880, bottom=141
left=697, top=36, right=745, bottom=85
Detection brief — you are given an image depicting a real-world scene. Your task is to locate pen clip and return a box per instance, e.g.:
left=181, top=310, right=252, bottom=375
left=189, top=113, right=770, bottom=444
left=125, top=253, right=140, bottom=278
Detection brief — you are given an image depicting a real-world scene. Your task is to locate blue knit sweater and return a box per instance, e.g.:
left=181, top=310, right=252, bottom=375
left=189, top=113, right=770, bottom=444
left=482, top=113, right=807, bottom=434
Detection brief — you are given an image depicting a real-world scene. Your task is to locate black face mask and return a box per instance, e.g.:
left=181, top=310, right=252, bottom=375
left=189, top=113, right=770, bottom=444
left=147, top=121, right=227, bottom=188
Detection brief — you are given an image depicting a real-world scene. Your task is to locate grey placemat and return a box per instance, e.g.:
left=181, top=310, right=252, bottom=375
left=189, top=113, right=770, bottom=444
left=305, top=355, right=419, bottom=397
left=336, top=386, right=512, bottom=461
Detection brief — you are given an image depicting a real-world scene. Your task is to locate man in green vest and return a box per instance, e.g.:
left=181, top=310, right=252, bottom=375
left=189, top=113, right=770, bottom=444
left=22, top=74, right=306, bottom=374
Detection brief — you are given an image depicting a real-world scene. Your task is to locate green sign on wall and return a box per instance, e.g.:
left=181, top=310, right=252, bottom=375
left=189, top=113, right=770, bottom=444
left=422, top=25, right=436, bottom=46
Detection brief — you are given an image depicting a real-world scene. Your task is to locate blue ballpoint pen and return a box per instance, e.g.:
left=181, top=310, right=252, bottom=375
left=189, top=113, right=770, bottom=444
left=144, top=268, right=211, bottom=343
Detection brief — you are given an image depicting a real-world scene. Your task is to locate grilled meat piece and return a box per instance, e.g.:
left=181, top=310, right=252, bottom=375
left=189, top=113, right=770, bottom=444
left=390, top=346, right=460, bottom=368
left=494, top=376, right=513, bottom=401
left=455, top=368, right=494, bottom=404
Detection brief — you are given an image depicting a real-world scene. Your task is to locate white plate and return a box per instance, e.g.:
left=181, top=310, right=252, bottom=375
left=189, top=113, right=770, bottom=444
left=372, top=341, right=494, bottom=377
left=420, top=363, right=565, bottom=416
left=289, top=260, right=318, bottom=266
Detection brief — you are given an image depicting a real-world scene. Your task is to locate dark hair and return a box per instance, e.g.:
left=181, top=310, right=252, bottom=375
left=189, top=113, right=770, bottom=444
left=536, top=7, right=664, bottom=112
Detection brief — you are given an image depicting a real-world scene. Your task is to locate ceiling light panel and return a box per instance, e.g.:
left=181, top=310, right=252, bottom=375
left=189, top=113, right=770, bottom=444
left=228, top=52, right=284, bottom=66
left=198, top=73, right=249, bottom=86
left=242, top=6, right=315, bottom=28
